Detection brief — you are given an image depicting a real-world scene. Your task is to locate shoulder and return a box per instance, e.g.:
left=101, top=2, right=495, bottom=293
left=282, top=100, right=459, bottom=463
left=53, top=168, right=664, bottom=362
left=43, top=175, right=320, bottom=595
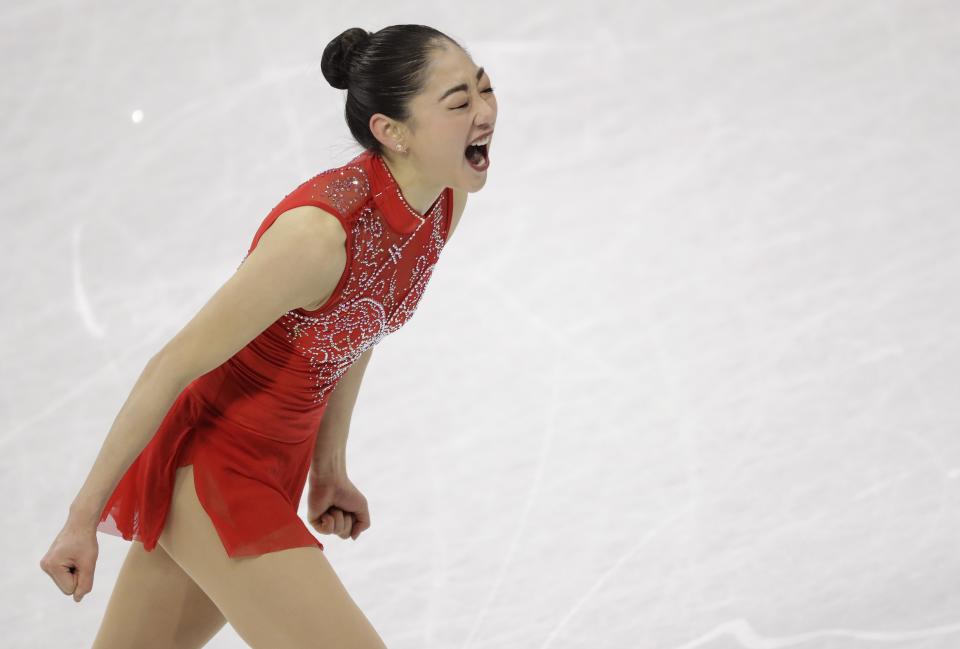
left=259, top=206, right=347, bottom=267
left=299, top=163, right=371, bottom=221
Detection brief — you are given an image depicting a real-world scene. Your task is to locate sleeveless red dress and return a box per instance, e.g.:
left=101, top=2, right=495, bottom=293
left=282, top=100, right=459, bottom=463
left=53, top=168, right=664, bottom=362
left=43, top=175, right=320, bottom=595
left=96, top=149, right=452, bottom=557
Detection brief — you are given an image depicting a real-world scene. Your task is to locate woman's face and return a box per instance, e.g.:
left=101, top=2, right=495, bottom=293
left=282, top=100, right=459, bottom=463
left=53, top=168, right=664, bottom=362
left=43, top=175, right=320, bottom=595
left=384, top=43, right=498, bottom=193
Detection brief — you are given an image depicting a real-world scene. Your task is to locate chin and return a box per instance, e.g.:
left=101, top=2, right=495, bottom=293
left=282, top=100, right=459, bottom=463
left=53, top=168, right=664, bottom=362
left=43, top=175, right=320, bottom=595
left=458, top=166, right=489, bottom=192
left=455, top=179, right=484, bottom=194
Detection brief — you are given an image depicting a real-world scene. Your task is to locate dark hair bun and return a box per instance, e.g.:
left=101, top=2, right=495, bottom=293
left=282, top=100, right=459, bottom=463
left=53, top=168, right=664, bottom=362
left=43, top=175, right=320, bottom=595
left=319, top=24, right=459, bottom=156
left=321, top=27, right=371, bottom=90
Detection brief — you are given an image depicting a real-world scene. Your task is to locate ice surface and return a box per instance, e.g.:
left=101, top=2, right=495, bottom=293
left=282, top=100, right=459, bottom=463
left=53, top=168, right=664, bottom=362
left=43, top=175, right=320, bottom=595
left=9, top=2, right=960, bottom=648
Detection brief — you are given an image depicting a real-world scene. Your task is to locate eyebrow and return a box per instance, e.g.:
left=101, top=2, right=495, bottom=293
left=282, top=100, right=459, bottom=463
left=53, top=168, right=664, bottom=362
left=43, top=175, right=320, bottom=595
left=438, top=67, right=487, bottom=102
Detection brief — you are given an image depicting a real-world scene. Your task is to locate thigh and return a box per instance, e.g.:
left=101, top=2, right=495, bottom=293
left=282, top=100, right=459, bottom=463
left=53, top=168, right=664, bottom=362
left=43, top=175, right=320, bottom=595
left=91, top=538, right=227, bottom=649
left=158, top=464, right=387, bottom=649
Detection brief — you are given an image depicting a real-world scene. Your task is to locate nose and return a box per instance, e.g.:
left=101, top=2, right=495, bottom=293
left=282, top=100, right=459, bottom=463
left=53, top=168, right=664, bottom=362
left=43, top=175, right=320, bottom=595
left=476, top=103, right=496, bottom=128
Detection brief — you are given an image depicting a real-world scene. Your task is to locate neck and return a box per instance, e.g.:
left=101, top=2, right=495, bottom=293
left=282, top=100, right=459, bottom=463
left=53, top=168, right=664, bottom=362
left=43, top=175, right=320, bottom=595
left=380, top=152, right=444, bottom=217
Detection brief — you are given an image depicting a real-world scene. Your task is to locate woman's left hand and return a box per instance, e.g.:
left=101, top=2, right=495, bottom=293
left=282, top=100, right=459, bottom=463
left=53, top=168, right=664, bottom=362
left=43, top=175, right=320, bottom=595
left=39, top=517, right=100, bottom=603
left=306, top=471, right=370, bottom=541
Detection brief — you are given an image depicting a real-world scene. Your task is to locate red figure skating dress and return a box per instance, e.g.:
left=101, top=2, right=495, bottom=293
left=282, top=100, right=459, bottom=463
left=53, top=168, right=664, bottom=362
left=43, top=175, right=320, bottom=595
left=96, top=149, right=452, bottom=557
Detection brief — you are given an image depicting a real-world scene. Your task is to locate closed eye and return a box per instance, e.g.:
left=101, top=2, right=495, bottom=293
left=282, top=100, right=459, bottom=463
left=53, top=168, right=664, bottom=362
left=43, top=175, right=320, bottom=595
left=452, top=87, right=495, bottom=110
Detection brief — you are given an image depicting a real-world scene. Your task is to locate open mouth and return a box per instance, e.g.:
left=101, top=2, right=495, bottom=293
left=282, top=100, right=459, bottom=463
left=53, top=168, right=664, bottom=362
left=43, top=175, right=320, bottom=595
left=464, top=142, right=489, bottom=170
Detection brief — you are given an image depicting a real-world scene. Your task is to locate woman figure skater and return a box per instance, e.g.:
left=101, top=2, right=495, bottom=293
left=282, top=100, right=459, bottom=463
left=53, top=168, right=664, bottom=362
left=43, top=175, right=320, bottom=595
left=38, top=23, right=496, bottom=649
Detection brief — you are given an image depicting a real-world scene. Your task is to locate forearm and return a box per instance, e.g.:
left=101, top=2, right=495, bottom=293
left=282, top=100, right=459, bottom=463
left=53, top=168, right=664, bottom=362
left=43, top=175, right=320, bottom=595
left=68, top=357, right=187, bottom=529
left=312, top=348, right=373, bottom=473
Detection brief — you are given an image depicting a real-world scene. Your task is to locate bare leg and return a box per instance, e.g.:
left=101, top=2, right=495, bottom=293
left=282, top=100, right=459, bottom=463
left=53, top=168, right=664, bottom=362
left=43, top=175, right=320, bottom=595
left=90, top=538, right=227, bottom=649
left=157, top=464, right=387, bottom=649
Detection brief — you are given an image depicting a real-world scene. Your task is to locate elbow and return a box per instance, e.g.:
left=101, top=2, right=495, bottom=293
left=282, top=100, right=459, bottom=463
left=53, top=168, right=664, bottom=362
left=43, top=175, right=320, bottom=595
left=144, top=350, right=192, bottom=394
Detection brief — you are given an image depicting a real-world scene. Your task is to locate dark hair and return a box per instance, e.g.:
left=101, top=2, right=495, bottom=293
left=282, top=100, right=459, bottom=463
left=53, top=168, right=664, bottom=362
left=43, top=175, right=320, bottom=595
left=320, top=25, right=461, bottom=156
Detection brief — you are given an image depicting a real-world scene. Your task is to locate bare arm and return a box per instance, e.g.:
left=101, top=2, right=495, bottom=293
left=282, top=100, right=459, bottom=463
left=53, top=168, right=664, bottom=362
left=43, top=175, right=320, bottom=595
left=68, top=206, right=347, bottom=528
left=311, top=347, right=374, bottom=476
left=309, top=187, right=467, bottom=477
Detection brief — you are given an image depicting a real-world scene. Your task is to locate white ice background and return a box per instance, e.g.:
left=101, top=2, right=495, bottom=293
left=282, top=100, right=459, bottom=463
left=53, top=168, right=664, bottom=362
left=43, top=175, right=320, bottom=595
left=5, top=2, right=960, bottom=648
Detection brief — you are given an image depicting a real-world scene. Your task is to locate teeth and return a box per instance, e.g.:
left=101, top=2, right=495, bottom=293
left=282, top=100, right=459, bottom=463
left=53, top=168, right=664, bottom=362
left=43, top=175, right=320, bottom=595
left=469, top=134, right=492, bottom=146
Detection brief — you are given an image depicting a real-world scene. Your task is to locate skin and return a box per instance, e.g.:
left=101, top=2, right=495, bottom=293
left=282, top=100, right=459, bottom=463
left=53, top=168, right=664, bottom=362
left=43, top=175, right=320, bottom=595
left=296, top=40, right=495, bottom=312
left=40, top=35, right=492, bottom=649
left=369, top=39, right=498, bottom=216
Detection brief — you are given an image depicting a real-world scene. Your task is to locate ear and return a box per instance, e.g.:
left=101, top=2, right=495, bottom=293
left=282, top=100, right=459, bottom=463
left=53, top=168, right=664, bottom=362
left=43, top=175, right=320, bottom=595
left=369, top=113, right=404, bottom=152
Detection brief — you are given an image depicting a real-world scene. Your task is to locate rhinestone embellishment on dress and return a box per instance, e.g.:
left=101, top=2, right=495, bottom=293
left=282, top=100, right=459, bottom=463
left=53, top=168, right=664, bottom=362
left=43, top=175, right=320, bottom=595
left=242, top=159, right=448, bottom=404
